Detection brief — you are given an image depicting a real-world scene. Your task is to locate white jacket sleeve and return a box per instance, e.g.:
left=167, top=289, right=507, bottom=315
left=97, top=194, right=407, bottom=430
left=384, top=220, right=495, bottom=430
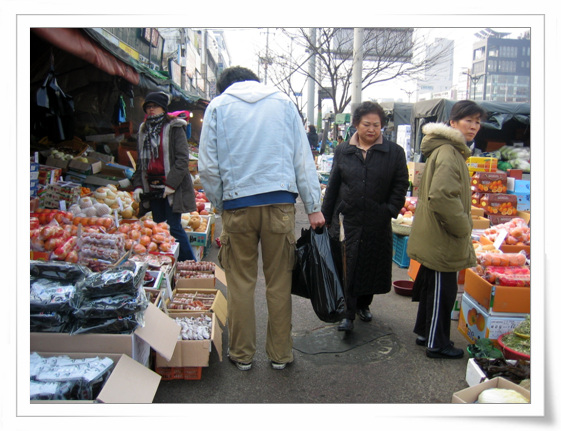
left=198, top=107, right=224, bottom=213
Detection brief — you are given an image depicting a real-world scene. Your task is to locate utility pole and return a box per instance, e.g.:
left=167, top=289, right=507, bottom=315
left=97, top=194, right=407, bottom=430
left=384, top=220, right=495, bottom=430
left=306, top=28, right=316, bottom=128
left=350, top=28, right=364, bottom=116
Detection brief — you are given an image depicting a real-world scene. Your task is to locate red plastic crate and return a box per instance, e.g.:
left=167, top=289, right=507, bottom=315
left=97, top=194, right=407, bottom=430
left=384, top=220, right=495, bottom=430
left=155, top=366, right=202, bottom=381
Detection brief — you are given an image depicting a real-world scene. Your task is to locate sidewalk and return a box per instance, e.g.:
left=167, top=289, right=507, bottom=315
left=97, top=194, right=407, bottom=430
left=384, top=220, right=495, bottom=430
left=153, top=199, right=471, bottom=404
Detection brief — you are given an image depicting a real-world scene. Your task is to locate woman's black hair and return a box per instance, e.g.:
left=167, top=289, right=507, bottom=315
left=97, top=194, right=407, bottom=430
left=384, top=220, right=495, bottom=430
left=216, top=66, right=260, bottom=94
left=449, top=100, right=487, bottom=123
left=308, top=125, right=316, bottom=133
left=352, top=101, right=386, bottom=128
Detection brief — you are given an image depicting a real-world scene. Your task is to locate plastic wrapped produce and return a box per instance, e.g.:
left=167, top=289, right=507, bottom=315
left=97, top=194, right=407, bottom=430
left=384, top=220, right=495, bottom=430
left=30, top=352, right=114, bottom=400
left=79, top=267, right=137, bottom=299
left=476, top=252, right=527, bottom=267
left=30, top=260, right=91, bottom=282
left=483, top=266, right=530, bottom=287
left=69, top=312, right=144, bottom=335
left=71, top=288, right=149, bottom=319
left=30, top=278, right=77, bottom=314
left=30, top=312, right=71, bottom=333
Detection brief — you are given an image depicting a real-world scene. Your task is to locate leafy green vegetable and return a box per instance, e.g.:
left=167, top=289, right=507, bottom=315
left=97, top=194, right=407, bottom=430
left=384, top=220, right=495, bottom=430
left=468, top=338, right=504, bottom=359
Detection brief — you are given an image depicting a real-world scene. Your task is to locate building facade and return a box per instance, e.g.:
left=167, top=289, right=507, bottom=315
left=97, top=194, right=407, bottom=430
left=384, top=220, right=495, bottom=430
left=470, top=35, right=530, bottom=102
left=95, top=28, right=231, bottom=101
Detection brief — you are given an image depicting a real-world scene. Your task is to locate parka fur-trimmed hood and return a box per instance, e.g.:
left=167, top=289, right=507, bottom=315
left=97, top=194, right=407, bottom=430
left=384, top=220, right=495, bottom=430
left=421, top=123, right=472, bottom=161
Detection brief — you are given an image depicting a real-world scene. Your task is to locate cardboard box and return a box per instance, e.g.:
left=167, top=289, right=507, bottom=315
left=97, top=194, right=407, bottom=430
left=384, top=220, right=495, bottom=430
left=30, top=303, right=181, bottom=367
left=84, top=174, right=131, bottom=188
left=407, top=162, right=425, bottom=186
left=68, top=157, right=103, bottom=175
left=45, top=156, right=70, bottom=172
left=154, top=311, right=224, bottom=368
left=507, top=169, right=523, bottom=180
left=457, top=292, right=527, bottom=344
left=451, top=377, right=530, bottom=403
left=38, top=165, right=62, bottom=185
left=488, top=214, right=517, bottom=226
left=451, top=292, right=463, bottom=320
left=471, top=171, right=508, bottom=193
left=165, top=286, right=227, bottom=322
left=480, top=193, right=518, bottom=216
left=518, top=210, right=530, bottom=225
left=30, top=353, right=161, bottom=403
left=466, top=156, right=498, bottom=173
left=464, top=268, right=530, bottom=314
left=472, top=216, right=490, bottom=229
left=186, top=215, right=212, bottom=246
left=471, top=206, right=485, bottom=217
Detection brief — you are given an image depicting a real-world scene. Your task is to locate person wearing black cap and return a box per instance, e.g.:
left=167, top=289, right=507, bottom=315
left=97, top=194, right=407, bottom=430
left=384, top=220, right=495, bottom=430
left=132, top=91, right=197, bottom=262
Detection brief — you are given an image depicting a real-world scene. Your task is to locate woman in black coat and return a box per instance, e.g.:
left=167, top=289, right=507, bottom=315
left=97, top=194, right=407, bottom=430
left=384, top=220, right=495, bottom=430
left=322, top=101, right=409, bottom=332
left=307, top=125, right=319, bottom=152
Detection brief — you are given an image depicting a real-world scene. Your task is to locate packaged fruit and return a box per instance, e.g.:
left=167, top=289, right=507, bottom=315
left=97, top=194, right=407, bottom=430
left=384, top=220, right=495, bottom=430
left=471, top=171, right=508, bottom=193
left=477, top=252, right=527, bottom=267
left=483, top=265, right=530, bottom=287
left=480, top=193, right=517, bottom=216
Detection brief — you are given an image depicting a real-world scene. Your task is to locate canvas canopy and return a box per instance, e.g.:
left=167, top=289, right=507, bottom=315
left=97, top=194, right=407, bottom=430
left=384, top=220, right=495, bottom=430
left=409, top=99, right=530, bottom=157
left=380, top=102, right=413, bottom=143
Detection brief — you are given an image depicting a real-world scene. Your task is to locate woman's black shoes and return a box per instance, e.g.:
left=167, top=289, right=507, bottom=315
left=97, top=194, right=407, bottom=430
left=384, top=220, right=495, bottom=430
left=357, top=308, right=372, bottom=322
left=338, top=318, right=354, bottom=332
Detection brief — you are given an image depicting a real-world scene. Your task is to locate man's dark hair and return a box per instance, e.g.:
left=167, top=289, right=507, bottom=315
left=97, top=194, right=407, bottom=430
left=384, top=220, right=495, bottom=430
left=449, top=100, right=487, bottom=123
left=216, top=66, right=260, bottom=94
left=352, top=101, right=386, bottom=128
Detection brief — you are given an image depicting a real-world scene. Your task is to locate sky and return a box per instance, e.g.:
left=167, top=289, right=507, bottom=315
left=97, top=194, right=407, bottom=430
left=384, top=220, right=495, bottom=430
left=221, top=27, right=529, bottom=106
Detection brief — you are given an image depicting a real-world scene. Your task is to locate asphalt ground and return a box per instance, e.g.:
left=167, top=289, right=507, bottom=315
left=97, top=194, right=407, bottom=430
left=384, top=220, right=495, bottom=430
left=153, top=198, right=472, bottom=405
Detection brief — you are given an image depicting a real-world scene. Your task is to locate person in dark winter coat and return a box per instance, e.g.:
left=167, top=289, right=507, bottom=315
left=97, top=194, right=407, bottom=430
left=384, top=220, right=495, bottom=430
left=307, top=125, right=318, bottom=152
left=407, top=100, right=484, bottom=359
left=322, top=101, right=409, bottom=332
left=132, top=91, right=197, bottom=262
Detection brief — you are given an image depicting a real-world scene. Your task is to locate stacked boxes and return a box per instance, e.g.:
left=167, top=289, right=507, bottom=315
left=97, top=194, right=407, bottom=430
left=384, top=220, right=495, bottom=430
left=507, top=179, right=530, bottom=212
left=39, top=181, right=82, bottom=209
left=466, top=156, right=498, bottom=174
left=30, top=162, right=40, bottom=197
left=407, top=162, right=425, bottom=196
left=38, top=165, right=63, bottom=185
left=457, top=268, right=529, bottom=344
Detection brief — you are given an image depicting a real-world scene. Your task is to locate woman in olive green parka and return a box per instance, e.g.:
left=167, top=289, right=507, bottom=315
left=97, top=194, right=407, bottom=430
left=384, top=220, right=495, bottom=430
left=407, top=100, right=485, bottom=360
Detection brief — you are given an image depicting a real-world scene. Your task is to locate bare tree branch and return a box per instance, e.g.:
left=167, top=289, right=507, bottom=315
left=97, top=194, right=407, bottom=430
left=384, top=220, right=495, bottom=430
left=265, top=27, right=457, bottom=115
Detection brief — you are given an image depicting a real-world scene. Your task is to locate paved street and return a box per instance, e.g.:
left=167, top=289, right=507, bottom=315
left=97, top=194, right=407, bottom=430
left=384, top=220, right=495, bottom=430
left=153, top=198, right=471, bottom=405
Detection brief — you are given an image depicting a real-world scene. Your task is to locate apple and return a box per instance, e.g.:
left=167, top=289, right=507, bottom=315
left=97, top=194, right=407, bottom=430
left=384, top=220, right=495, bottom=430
left=196, top=202, right=205, bottom=213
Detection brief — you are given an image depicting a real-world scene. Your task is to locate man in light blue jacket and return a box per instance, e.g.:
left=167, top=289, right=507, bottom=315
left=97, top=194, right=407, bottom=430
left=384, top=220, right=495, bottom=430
left=199, top=66, right=325, bottom=371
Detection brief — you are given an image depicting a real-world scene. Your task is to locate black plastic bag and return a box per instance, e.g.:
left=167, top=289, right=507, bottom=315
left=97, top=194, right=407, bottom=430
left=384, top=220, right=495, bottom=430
left=291, top=227, right=345, bottom=323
